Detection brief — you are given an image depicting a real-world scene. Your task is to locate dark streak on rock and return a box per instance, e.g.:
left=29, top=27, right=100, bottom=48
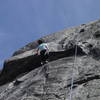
left=67, top=75, right=100, bottom=88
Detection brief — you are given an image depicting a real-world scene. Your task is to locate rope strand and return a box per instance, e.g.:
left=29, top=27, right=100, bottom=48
left=69, top=40, right=78, bottom=100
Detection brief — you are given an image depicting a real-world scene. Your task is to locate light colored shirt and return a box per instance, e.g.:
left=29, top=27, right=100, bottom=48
left=38, top=43, right=48, bottom=51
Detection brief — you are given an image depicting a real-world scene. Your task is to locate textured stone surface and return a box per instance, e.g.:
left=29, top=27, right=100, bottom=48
left=0, top=20, right=100, bottom=100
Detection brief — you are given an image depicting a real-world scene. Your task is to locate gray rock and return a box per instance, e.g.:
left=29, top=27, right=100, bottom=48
left=0, top=20, right=100, bottom=100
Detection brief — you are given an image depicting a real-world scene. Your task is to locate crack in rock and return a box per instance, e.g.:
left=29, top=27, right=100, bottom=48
left=67, top=75, right=100, bottom=88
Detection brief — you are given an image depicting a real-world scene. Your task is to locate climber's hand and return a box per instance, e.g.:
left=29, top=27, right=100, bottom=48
left=36, top=52, right=40, bottom=55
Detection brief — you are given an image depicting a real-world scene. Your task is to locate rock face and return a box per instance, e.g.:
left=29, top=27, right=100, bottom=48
left=0, top=20, right=100, bottom=100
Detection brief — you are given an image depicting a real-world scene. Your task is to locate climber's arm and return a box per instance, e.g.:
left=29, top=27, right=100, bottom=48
left=36, top=48, right=40, bottom=55
left=46, top=45, right=49, bottom=53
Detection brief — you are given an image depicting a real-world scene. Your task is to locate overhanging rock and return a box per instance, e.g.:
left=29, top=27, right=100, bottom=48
left=0, top=45, right=85, bottom=85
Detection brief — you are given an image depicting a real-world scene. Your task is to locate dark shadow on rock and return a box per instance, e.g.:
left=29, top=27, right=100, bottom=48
left=67, top=75, right=100, bottom=89
left=0, top=46, right=86, bottom=86
left=93, top=30, right=100, bottom=39
left=79, top=28, right=85, bottom=33
left=13, top=79, right=23, bottom=86
left=89, top=47, right=100, bottom=60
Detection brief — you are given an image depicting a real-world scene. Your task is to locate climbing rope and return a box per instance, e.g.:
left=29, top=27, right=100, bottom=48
left=42, top=61, right=49, bottom=100
left=69, top=39, right=78, bottom=100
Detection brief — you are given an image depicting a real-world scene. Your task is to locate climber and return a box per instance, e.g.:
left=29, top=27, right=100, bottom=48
left=36, top=39, right=49, bottom=65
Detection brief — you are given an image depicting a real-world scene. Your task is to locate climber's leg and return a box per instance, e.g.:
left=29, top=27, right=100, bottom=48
left=40, top=49, right=49, bottom=65
left=40, top=50, right=47, bottom=65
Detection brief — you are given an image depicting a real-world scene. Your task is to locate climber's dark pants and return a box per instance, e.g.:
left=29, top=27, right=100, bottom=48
left=40, top=50, right=49, bottom=63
